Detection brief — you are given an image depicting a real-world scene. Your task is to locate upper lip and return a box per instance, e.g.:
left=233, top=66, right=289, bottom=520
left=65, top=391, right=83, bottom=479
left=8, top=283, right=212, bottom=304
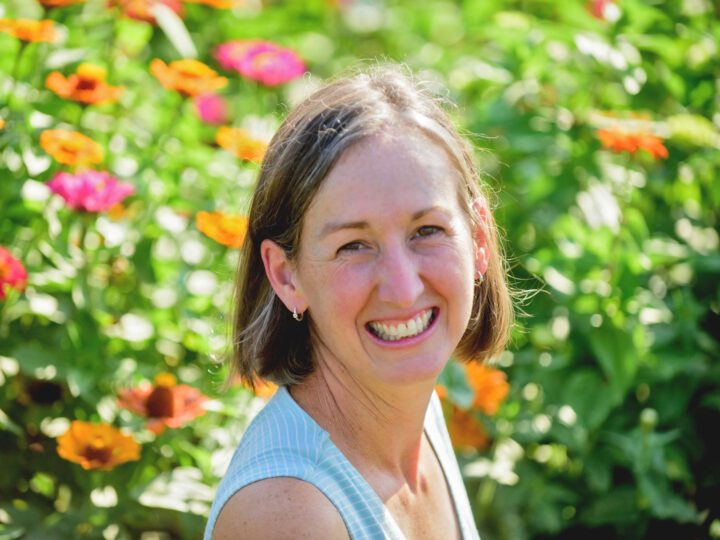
left=366, top=307, right=435, bottom=325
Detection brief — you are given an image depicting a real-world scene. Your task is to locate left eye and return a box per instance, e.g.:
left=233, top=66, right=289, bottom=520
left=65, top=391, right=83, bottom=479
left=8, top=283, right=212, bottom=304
left=414, top=225, right=442, bottom=238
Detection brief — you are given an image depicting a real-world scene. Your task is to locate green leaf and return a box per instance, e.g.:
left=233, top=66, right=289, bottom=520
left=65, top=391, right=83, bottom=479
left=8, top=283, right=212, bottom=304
left=588, top=323, right=639, bottom=405
left=580, top=487, right=640, bottom=526
left=562, top=369, right=614, bottom=431
left=438, top=360, right=474, bottom=409
left=637, top=473, right=699, bottom=523
left=153, top=4, right=197, bottom=59
left=11, top=344, right=63, bottom=378
left=0, top=408, right=22, bottom=436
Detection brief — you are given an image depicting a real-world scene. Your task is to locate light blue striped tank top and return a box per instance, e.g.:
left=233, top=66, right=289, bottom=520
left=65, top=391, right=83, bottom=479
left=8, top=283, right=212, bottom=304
left=204, top=387, right=481, bottom=540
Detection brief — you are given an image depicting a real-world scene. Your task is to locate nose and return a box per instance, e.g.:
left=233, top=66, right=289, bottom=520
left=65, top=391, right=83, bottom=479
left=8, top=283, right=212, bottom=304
left=376, top=242, right=424, bottom=308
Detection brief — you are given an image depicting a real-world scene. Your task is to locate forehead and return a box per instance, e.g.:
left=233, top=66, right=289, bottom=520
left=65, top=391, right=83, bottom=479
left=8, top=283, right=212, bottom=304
left=303, top=130, right=466, bottom=231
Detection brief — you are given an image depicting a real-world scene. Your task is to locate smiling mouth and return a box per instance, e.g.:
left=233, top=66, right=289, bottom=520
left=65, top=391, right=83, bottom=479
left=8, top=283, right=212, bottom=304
left=366, top=308, right=438, bottom=342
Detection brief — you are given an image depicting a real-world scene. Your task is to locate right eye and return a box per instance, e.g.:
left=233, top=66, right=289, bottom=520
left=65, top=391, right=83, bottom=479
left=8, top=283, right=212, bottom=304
left=337, top=241, right=365, bottom=253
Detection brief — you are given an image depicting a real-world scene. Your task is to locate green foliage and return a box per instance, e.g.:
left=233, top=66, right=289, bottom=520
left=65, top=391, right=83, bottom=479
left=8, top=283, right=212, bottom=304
left=1, top=0, right=718, bottom=539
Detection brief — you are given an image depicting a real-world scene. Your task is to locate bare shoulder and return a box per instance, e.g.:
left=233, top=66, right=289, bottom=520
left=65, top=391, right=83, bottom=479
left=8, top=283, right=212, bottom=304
left=212, top=476, right=349, bottom=540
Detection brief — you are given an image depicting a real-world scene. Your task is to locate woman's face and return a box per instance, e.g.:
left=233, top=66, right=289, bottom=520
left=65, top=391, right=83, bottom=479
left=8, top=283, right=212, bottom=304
left=292, top=129, right=479, bottom=389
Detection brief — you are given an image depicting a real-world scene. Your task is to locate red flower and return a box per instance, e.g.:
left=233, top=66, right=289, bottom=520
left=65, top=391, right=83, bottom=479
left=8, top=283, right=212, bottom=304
left=215, top=40, right=305, bottom=87
left=588, top=0, right=618, bottom=21
left=597, top=127, right=669, bottom=159
left=118, top=373, right=208, bottom=433
left=0, top=247, right=28, bottom=300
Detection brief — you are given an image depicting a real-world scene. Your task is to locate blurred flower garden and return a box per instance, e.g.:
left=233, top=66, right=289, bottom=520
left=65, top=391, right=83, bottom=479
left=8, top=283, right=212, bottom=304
left=0, top=0, right=718, bottom=538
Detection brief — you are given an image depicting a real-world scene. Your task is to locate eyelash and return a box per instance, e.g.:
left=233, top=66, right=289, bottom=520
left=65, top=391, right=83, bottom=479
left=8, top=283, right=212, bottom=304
left=414, top=225, right=443, bottom=238
left=337, top=226, right=444, bottom=253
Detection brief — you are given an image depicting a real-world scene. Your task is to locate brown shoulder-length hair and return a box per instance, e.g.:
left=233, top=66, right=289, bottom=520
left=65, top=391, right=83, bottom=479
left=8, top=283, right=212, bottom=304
left=231, top=64, right=513, bottom=388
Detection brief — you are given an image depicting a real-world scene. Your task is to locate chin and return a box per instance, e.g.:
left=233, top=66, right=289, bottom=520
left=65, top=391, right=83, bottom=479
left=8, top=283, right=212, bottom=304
left=376, top=352, right=450, bottom=387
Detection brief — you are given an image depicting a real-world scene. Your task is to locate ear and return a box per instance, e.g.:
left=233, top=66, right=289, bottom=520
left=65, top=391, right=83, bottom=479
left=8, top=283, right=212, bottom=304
left=471, top=197, right=490, bottom=276
left=260, top=239, right=307, bottom=314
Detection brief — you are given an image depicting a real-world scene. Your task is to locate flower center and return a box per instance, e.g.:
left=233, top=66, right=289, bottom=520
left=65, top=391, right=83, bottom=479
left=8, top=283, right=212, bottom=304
left=83, top=438, right=113, bottom=463
left=145, top=385, right=176, bottom=418
left=76, top=77, right=99, bottom=91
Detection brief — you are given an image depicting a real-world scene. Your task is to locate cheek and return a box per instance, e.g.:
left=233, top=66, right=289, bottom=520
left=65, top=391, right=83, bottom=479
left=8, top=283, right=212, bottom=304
left=307, top=263, right=375, bottom=320
left=422, top=244, right=476, bottom=315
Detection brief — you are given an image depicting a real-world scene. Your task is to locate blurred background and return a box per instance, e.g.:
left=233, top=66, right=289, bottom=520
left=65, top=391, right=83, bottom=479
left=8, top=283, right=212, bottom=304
left=1, top=0, right=718, bottom=538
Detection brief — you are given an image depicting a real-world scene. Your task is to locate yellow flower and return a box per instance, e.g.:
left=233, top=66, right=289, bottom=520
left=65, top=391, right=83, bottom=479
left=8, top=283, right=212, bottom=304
left=56, top=421, right=141, bottom=470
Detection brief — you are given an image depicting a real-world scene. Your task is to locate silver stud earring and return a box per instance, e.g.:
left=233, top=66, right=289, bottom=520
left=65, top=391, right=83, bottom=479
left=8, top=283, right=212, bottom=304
left=292, top=306, right=304, bottom=322
left=475, top=272, right=485, bottom=284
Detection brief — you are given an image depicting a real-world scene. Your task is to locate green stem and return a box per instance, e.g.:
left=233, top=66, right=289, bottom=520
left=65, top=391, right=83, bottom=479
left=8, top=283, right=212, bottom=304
left=146, top=94, right=186, bottom=166
left=77, top=104, right=88, bottom=129
left=4, top=41, right=29, bottom=108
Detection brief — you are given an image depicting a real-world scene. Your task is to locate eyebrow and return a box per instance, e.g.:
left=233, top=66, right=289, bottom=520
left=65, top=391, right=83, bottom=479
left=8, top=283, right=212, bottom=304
left=318, top=206, right=447, bottom=240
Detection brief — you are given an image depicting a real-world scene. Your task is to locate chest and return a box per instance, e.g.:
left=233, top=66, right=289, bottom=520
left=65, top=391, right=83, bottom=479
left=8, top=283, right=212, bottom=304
left=384, top=479, right=461, bottom=540
left=367, top=442, right=462, bottom=540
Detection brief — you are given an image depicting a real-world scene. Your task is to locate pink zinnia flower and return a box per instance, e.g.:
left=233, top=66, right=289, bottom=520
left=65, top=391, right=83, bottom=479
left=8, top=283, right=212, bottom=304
left=588, top=0, right=619, bottom=21
left=194, top=93, right=229, bottom=125
left=0, top=246, right=28, bottom=300
left=48, top=170, right=134, bottom=212
left=215, top=40, right=306, bottom=87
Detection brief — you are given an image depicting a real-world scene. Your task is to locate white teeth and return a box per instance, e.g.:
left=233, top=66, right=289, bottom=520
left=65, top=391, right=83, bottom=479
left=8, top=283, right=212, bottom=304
left=368, top=309, right=434, bottom=341
left=407, top=319, right=418, bottom=334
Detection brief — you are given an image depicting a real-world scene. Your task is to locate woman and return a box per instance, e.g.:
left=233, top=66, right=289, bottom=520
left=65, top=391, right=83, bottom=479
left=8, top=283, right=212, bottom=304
left=206, top=65, right=512, bottom=539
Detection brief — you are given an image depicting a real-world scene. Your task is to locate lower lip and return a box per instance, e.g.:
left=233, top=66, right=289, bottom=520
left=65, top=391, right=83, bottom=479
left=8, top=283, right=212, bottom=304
left=365, top=308, right=439, bottom=348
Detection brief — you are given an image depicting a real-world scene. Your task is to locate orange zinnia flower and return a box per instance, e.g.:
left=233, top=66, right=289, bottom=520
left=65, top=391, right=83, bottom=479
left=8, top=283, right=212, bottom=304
left=40, top=129, right=104, bottom=166
left=118, top=373, right=208, bottom=434
left=597, top=127, right=669, bottom=159
left=0, top=118, right=5, bottom=129
left=196, top=210, right=248, bottom=248
left=185, top=0, right=243, bottom=7
left=56, top=421, right=141, bottom=470
left=0, top=19, right=56, bottom=42
left=465, top=363, right=509, bottom=416
left=109, top=0, right=184, bottom=24
left=46, top=64, right=123, bottom=105
left=448, top=406, right=490, bottom=452
left=38, top=0, right=86, bottom=7
left=216, top=126, right=267, bottom=163
left=246, top=377, right=278, bottom=399
left=150, top=59, right=227, bottom=98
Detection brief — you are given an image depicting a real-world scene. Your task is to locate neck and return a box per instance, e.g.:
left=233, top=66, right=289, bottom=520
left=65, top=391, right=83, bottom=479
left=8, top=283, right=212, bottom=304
left=289, top=358, right=437, bottom=485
